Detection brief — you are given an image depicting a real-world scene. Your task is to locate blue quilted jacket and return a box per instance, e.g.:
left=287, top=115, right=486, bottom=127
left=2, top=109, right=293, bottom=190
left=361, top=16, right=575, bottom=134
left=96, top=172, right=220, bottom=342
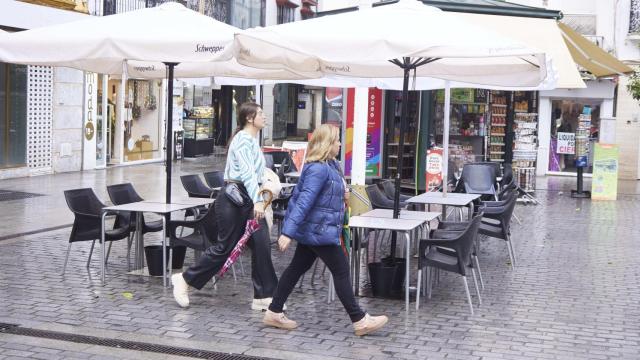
left=281, top=160, right=345, bottom=246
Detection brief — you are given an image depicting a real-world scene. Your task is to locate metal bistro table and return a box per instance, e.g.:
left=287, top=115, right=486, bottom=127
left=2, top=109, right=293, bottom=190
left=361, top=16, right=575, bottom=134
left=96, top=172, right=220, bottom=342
left=101, top=199, right=214, bottom=287
left=348, top=215, right=424, bottom=311
left=407, top=192, right=480, bottom=220
left=360, top=209, right=440, bottom=260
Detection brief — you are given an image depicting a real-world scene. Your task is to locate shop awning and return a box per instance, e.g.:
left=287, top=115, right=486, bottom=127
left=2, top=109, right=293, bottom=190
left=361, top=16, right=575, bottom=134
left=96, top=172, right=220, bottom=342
left=557, top=22, right=634, bottom=78
left=455, top=12, right=586, bottom=89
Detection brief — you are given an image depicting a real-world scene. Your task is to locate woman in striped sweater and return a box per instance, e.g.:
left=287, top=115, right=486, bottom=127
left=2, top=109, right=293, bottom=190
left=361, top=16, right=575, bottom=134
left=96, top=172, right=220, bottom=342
left=172, top=102, right=278, bottom=311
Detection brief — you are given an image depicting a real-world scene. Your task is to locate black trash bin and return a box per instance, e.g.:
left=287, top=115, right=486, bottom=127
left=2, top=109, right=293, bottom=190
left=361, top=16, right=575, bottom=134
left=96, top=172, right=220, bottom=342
left=144, top=245, right=170, bottom=276
left=367, top=257, right=405, bottom=299
left=171, top=246, right=187, bottom=269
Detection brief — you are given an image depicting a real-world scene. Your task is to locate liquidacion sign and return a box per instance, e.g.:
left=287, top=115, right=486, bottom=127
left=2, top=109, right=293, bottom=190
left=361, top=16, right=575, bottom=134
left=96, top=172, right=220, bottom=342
left=557, top=132, right=575, bottom=154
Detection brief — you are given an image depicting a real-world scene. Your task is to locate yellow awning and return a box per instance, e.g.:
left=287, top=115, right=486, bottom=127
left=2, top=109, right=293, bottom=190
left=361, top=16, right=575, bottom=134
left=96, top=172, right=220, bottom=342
left=455, top=12, right=586, bottom=89
left=557, top=22, right=634, bottom=78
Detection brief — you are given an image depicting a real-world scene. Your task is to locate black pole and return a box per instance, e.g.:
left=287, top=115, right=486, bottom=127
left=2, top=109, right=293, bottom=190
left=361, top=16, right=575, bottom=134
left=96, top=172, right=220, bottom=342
left=165, top=62, right=178, bottom=204
left=389, top=58, right=411, bottom=261
left=504, top=91, right=515, bottom=164
left=393, top=59, right=411, bottom=218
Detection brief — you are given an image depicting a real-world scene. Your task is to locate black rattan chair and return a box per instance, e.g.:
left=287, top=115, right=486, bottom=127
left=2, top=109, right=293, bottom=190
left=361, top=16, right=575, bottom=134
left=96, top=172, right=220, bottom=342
left=62, top=188, right=130, bottom=275
left=461, top=163, right=497, bottom=199
left=203, top=171, right=224, bottom=189
left=416, top=212, right=483, bottom=314
left=380, top=180, right=411, bottom=202
left=365, top=184, right=405, bottom=209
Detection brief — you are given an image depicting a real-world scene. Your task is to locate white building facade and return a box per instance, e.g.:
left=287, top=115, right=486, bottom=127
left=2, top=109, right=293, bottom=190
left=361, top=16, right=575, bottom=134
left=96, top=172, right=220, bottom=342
left=513, top=0, right=640, bottom=179
left=0, top=0, right=89, bottom=180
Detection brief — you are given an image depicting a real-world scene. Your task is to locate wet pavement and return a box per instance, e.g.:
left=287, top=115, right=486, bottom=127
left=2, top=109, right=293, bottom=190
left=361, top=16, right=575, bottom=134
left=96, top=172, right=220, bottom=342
left=1, top=157, right=639, bottom=359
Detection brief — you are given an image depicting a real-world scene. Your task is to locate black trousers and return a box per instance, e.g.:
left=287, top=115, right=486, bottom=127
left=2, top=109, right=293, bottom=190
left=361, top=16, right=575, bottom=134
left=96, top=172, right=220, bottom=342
left=269, top=243, right=366, bottom=323
left=182, top=185, right=278, bottom=299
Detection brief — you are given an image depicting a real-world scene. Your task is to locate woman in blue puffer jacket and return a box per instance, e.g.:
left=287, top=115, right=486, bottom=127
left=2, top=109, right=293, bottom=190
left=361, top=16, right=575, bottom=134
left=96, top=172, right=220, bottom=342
left=262, top=124, right=388, bottom=337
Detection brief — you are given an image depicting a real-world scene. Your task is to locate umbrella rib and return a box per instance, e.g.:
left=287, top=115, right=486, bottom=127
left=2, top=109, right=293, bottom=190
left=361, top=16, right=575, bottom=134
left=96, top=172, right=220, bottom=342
left=389, top=58, right=404, bottom=67
left=414, top=57, right=440, bottom=68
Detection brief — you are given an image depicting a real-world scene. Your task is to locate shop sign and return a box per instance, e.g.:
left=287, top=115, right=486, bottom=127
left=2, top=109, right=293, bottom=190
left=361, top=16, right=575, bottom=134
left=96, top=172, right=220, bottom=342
left=436, top=88, right=475, bottom=103
left=556, top=132, right=575, bottom=154
left=85, top=74, right=95, bottom=141
left=591, top=143, right=619, bottom=200
left=83, top=72, right=98, bottom=170
left=425, top=148, right=443, bottom=190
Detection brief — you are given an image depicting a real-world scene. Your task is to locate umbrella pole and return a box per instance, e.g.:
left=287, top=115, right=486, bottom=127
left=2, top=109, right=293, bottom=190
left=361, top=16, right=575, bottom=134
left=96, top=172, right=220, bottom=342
left=165, top=62, right=179, bottom=204
left=389, top=58, right=411, bottom=260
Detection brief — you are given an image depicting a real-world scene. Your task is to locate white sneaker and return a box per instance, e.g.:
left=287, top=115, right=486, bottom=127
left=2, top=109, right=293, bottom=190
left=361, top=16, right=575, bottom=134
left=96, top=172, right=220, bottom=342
left=251, top=297, right=286, bottom=311
left=171, top=273, right=190, bottom=308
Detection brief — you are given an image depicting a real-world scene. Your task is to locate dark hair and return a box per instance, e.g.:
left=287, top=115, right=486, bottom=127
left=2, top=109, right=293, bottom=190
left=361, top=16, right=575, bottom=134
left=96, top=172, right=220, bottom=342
left=228, top=102, right=261, bottom=148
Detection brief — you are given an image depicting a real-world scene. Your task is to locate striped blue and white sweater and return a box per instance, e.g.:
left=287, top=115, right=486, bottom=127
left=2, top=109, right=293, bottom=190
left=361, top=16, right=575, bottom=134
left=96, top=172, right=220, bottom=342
left=224, top=130, right=265, bottom=204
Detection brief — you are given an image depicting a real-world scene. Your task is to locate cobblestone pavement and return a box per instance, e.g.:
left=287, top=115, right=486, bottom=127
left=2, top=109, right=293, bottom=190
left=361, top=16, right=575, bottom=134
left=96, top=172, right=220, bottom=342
left=1, top=159, right=640, bottom=359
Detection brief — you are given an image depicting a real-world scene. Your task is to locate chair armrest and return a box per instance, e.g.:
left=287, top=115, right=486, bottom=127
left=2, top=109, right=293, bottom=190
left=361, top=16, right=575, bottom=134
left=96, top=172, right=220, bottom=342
left=482, top=206, right=504, bottom=215
left=481, top=200, right=507, bottom=207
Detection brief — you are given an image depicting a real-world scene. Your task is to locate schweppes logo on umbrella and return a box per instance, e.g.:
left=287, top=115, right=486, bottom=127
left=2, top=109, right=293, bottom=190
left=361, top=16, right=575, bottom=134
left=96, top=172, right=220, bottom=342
left=195, top=44, right=225, bottom=54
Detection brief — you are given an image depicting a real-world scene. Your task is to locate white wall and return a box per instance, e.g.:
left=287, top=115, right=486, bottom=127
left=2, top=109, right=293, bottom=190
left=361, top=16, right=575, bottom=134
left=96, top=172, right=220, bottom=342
left=52, top=67, right=84, bottom=173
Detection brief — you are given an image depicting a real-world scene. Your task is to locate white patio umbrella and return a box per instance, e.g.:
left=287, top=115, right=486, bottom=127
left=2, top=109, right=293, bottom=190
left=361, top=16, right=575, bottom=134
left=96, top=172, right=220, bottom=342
left=236, top=0, right=554, bottom=217
left=0, top=2, right=313, bottom=203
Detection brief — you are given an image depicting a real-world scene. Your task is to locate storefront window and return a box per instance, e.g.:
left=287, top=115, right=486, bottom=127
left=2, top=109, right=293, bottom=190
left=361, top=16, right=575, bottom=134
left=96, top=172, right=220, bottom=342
left=123, top=79, right=162, bottom=162
left=0, top=63, right=27, bottom=168
left=322, top=87, right=344, bottom=128
left=433, top=88, right=488, bottom=172
left=548, top=100, right=600, bottom=174
left=384, top=90, right=420, bottom=185
left=230, top=0, right=264, bottom=29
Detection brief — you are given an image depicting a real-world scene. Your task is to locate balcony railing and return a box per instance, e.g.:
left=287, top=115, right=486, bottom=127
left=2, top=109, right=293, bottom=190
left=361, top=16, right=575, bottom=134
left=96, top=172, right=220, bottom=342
left=632, top=0, right=640, bottom=33
left=88, top=0, right=230, bottom=23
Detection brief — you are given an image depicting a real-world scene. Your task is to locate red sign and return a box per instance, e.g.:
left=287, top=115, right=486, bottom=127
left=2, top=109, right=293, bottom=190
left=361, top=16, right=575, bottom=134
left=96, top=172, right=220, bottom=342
left=425, top=148, right=443, bottom=190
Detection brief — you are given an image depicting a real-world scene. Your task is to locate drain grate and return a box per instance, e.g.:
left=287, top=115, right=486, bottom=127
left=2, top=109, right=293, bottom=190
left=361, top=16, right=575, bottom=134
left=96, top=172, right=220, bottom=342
left=0, top=323, right=269, bottom=360
left=0, top=190, right=45, bottom=202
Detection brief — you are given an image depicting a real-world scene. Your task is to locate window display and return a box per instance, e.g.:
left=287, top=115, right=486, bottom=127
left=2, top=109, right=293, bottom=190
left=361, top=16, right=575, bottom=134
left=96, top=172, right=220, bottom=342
left=434, top=89, right=487, bottom=172
left=548, top=100, right=600, bottom=174
left=183, top=106, right=215, bottom=157
left=384, top=91, right=419, bottom=187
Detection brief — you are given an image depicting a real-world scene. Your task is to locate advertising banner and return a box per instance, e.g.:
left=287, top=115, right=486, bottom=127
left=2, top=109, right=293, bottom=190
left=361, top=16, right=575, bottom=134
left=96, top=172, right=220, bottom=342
left=425, top=148, right=444, bottom=190
left=344, top=88, right=382, bottom=177
left=591, top=143, right=619, bottom=200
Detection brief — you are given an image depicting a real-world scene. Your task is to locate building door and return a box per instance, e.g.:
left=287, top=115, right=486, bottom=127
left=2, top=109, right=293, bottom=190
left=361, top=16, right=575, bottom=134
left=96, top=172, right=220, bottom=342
left=0, top=63, right=27, bottom=169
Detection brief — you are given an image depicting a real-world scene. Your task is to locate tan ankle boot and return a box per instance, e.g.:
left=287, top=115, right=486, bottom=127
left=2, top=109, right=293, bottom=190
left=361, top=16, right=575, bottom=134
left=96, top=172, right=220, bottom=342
left=263, top=310, right=298, bottom=330
left=353, top=313, right=388, bottom=336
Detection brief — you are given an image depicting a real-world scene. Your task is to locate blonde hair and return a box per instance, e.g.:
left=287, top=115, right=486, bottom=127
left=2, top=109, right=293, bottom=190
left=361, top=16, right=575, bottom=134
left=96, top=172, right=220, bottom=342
left=305, top=124, right=340, bottom=163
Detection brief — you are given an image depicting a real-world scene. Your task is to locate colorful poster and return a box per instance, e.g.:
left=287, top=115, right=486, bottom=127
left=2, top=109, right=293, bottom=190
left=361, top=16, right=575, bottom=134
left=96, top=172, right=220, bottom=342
left=591, top=143, right=619, bottom=201
left=344, top=88, right=382, bottom=177
left=425, top=148, right=443, bottom=190
left=556, top=132, right=575, bottom=154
